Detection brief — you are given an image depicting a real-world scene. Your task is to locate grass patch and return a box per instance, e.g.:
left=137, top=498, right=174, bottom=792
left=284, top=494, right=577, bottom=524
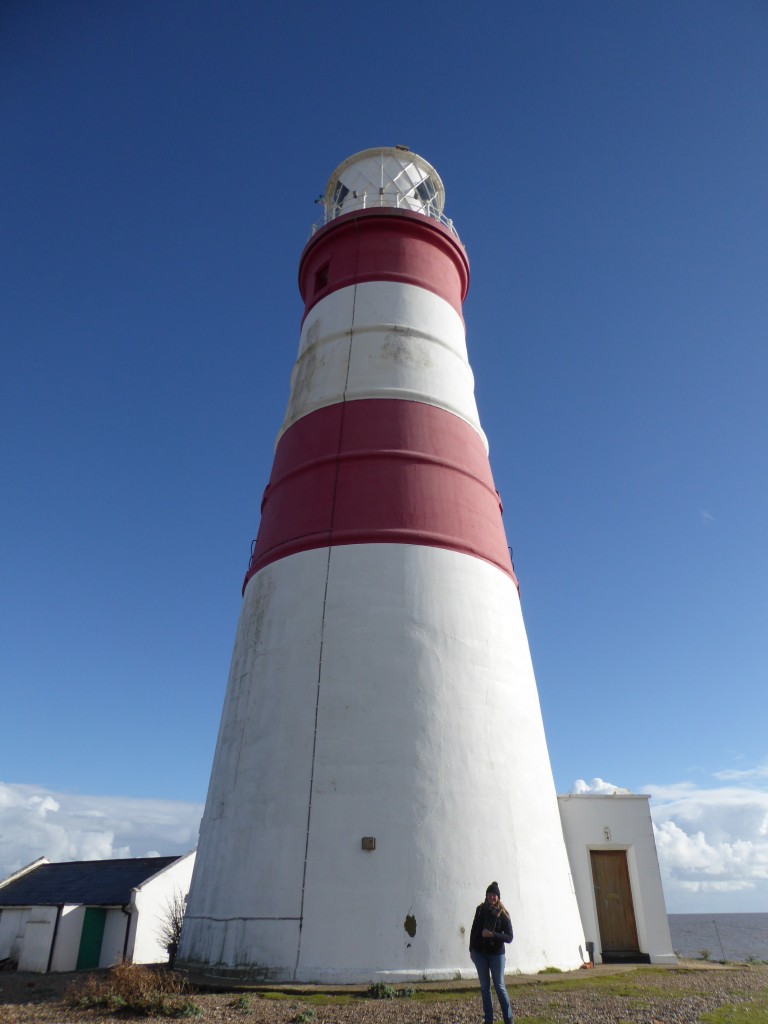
left=641, top=966, right=697, bottom=975
left=66, top=962, right=201, bottom=1017
left=302, top=993, right=356, bottom=1006
left=701, top=995, right=768, bottom=1023
left=532, top=976, right=676, bottom=999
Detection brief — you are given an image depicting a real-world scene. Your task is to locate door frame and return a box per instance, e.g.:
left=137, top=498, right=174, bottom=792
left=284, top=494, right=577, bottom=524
left=588, top=846, right=648, bottom=963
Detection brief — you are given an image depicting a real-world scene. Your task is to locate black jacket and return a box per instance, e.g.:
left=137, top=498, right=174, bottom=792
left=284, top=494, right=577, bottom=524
left=469, top=902, right=513, bottom=955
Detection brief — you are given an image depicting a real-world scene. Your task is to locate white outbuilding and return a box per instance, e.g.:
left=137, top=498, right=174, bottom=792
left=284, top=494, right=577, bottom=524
left=0, top=851, right=195, bottom=972
left=558, top=793, right=676, bottom=965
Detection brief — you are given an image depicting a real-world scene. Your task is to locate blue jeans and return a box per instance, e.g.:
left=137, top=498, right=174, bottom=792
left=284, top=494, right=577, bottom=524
left=470, top=949, right=512, bottom=1023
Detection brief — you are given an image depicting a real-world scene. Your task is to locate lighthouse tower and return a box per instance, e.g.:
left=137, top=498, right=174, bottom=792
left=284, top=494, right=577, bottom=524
left=179, top=148, right=585, bottom=982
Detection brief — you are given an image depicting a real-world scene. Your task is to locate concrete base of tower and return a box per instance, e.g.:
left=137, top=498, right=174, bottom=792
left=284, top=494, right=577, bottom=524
left=175, top=961, right=485, bottom=985
left=180, top=544, right=586, bottom=982
left=175, top=961, right=582, bottom=985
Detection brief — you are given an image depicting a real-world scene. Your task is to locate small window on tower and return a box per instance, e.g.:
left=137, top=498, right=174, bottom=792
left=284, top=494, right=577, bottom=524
left=314, top=262, right=329, bottom=294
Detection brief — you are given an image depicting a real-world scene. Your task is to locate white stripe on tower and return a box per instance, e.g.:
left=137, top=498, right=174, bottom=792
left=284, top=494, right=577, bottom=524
left=281, top=281, right=487, bottom=449
left=180, top=148, right=585, bottom=982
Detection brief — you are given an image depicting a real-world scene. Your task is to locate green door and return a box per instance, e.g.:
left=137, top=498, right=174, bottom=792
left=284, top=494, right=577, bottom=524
left=76, top=907, right=107, bottom=969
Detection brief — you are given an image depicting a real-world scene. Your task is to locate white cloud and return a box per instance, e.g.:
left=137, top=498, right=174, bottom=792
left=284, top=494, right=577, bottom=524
left=572, top=777, right=630, bottom=795
left=698, top=509, right=715, bottom=525
left=0, top=781, right=202, bottom=877
left=569, top=770, right=768, bottom=911
left=645, top=775, right=768, bottom=912
left=714, top=764, right=768, bottom=782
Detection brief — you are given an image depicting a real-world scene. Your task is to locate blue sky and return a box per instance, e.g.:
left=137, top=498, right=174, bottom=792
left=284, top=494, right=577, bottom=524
left=2, top=1, right=767, bottom=913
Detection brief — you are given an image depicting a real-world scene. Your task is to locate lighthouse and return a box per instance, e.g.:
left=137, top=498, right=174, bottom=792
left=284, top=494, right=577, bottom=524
left=179, top=147, right=586, bottom=982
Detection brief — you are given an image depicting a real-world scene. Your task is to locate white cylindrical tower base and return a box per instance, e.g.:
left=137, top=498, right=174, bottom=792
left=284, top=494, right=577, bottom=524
left=181, top=543, right=584, bottom=981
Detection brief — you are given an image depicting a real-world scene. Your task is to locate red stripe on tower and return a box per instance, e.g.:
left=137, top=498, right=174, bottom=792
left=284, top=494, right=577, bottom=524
left=244, top=399, right=515, bottom=588
left=299, top=207, right=469, bottom=322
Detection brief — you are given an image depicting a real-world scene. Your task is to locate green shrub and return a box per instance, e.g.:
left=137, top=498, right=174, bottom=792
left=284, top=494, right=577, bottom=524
left=292, top=1010, right=316, bottom=1023
left=365, top=982, right=414, bottom=999
left=230, top=992, right=252, bottom=1010
left=368, top=982, right=397, bottom=999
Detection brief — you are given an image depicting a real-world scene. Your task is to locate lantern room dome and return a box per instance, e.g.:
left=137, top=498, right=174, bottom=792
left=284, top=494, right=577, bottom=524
left=320, top=146, right=456, bottom=235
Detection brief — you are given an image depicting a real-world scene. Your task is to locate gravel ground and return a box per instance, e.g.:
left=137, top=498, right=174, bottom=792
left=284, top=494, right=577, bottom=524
left=1, top=962, right=767, bottom=1024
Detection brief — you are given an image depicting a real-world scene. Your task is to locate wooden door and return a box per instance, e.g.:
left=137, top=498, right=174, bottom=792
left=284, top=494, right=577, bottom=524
left=590, top=850, right=639, bottom=953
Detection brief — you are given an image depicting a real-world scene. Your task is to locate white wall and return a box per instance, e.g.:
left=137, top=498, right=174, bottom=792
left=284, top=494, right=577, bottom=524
left=130, top=851, right=195, bottom=964
left=183, top=546, right=586, bottom=981
left=49, top=905, right=85, bottom=972
left=558, top=794, right=676, bottom=965
left=17, top=906, right=57, bottom=972
left=0, top=908, right=30, bottom=962
left=4, top=903, right=129, bottom=973
left=281, top=282, right=486, bottom=447
left=100, top=908, right=130, bottom=967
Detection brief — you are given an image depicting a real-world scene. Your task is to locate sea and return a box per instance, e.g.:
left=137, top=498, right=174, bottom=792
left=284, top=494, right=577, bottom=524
left=668, top=913, right=768, bottom=962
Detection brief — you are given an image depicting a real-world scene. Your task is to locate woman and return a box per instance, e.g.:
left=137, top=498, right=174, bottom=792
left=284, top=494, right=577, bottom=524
left=469, top=881, right=514, bottom=1024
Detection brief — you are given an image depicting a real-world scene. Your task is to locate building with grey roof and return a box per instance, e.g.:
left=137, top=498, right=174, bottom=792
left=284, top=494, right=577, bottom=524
left=0, top=851, right=195, bottom=972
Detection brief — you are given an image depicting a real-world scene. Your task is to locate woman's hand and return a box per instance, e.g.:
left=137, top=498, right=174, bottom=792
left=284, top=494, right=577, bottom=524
left=481, top=928, right=494, bottom=938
